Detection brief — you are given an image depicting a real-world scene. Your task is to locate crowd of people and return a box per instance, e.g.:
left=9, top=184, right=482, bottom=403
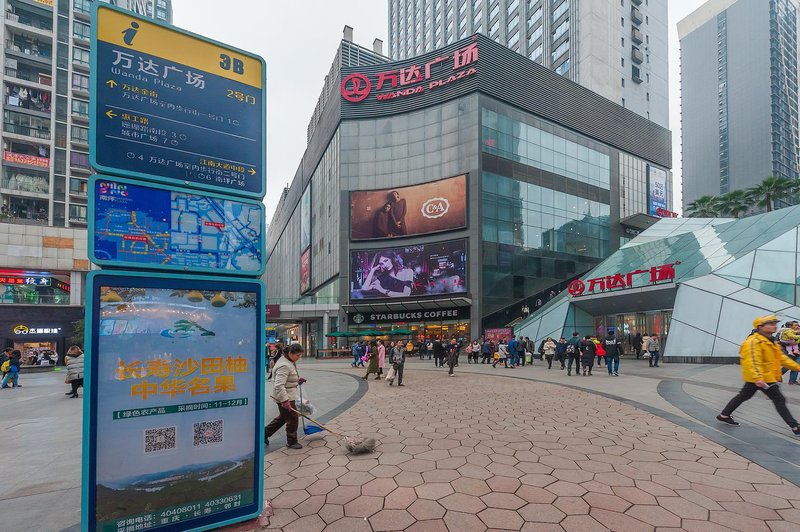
left=0, top=345, right=83, bottom=395
left=343, top=330, right=667, bottom=382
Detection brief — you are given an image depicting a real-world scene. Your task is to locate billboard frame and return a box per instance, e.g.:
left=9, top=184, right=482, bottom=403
left=348, top=238, right=469, bottom=303
left=81, top=270, right=265, bottom=532
left=348, top=174, right=469, bottom=242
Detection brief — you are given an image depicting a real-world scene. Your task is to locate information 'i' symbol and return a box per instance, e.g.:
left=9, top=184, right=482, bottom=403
left=122, top=21, right=140, bottom=46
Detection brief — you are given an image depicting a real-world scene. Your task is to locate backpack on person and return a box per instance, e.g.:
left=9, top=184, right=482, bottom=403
left=1, top=359, right=10, bottom=373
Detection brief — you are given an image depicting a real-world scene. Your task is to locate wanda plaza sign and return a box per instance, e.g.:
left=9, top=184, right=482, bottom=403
left=341, top=40, right=478, bottom=103
left=568, top=262, right=680, bottom=297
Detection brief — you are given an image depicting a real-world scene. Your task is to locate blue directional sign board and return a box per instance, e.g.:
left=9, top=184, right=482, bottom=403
left=91, top=4, right=266, bottom=198
left=89, top=176, right=265, bottom=276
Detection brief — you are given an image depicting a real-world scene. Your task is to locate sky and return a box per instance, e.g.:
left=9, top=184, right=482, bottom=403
left=172, top=0, right=707, bottom=221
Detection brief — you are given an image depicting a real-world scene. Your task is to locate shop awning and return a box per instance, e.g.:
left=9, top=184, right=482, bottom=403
left=568, top=283, right=677, bottom=316
left=344, top=297, right=472, bottom=314
left=620, top=213, right=661, bottom=231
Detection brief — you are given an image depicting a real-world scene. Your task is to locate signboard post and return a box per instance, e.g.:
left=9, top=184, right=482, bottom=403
left=85, top=4, right=267, bottom=532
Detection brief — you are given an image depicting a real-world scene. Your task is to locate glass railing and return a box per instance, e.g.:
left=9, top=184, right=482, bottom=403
left=0, top=212, right=48, bottom=225
left=4, top=40, right=52, bottom=61
left=4, top=68, right=51, bottom=85
left=6, top=11, right=54, bottom=31
left=266, top=297, right=340, bottom=306
left=1, top=176, right=50, bottom=194
left=3, top=122, right=51, bottom=139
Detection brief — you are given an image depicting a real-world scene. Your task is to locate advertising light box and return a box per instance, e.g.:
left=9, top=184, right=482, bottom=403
left=350, top=239, right=467, bottom=301
left=83, top=271, right=264, bottom=532
left=350, top=175, right=468, bottom=240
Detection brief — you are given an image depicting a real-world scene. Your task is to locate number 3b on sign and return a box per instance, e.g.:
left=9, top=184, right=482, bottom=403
left=219, top=54, right=244, bottom=74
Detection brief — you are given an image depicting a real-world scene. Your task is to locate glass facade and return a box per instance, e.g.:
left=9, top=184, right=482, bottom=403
left=519, top=206, right=800, bottom=361
left=482, top=172, right=610, bottom=256
left=482, top=108, right=611, bottom=189
left=769, top=0, right=799, bottom=180
left=479, top=101, right=614, bottom=320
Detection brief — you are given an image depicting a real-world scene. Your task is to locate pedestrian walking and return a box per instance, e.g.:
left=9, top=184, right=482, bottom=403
left=778, top=321, right=800, bottom=385
left=265, top=343, right=305, bottom=449
left=470, top=339, right=481, bottom=364
left=717, top=315, right=800, bottom=436
left=389, top=341, right=405, bottom=386
left=493, top=339, right=510, bottom=368
left=507, top=336, right=519, bottom=367
left=0, top=347, right=11, bottom=381
left=465, top=341, right=473, bottom=364
left=426, top=340, right=434, bottom=360
left=566, top=332, right=581, bottom=376
left=556, top=337, right=567, bottom=369
left=1, top=350, right=22, bottom=388
left=603, top=332, right=622, bottom=376
left=595, top=336, right=606, bottom=367
left=351, top=341, right=361, bottom=368
left=517, top=336, right=527, bottom=366
left=64, top=345, right=84, bottom=398
left=647, top=334, right=661, bottom=367
left=363, top=340, right=381, bottom=379
left=433, top=338, right=445, bottom=368
left=581, top=336, right=596, bottom=376
left=543, top=337, right=556, bottom=369
left=481, top=337, right=492, bottom=364
left=377, top=339, right=386, bottom=377
left=446, top=340, right=459, bottom=376
left=632, top=332, right=643, bottom=359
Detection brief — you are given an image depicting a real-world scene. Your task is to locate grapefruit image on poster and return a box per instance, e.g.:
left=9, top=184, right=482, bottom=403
left=350, top=175, right=468, bottom=240
left=87, top=276, right=262, bottom=531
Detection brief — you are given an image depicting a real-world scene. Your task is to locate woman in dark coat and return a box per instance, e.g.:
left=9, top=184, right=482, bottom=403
left=363, top=340, right=380, bottom=380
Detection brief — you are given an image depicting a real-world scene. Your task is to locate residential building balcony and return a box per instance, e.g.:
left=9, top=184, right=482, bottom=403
left=1, top=170, right=49, bottom=195
left=5, top=8, right=53, bottom=33
left=4, top=37, right=52, bottom=64
left=631, top=6, right=643, bottom=25
left=69, top=177, right=88, bottom=197
left=4, top=65, right=52, bottom=88
left=3, top=111, right=51, bottom=140
left=632, top=65, right=643, bottom=84
left=631, top=47, right=644, bottom=64
left=631, top=27, right=644, bottom=44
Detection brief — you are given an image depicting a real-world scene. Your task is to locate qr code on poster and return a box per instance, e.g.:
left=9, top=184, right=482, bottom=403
left=144, top=426, right=176, bottom=453
left=193, top=420, right=223, bottom=447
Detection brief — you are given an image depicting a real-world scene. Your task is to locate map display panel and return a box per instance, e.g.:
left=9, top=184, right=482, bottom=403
left=90, top=176, right=264, bottom=275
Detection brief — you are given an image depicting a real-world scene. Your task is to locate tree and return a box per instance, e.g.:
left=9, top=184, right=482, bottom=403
left=69, top=318, right=84, bottom=348
left=686, top=195, right=721, bottom=218
left=716, top=189, right=752, bottom=218
left=748, top=175, right=796, bottom=212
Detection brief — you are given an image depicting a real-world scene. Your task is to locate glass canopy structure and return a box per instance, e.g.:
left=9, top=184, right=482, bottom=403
left=516, top=206, right=800, bottom=362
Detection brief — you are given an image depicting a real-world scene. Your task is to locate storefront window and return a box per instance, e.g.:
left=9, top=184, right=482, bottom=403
left=0, top=273, right=71, bottom=305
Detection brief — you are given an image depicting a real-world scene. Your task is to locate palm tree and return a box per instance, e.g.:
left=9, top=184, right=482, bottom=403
left=748, top=176, right=796, bottom=212
left=716, top=189, right=752, bottom=218
left=686, top=195, right=721, bottom=217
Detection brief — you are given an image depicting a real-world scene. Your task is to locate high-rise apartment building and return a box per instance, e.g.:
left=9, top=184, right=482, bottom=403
left=388, top=0, right=669, bottom=127
left=0, top=0, right=171, bottom=360
left=680, top=0, right=799, bottom=209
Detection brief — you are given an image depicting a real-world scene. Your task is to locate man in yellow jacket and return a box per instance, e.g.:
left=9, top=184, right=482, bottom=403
left=718, top=315, right=800, bottom=436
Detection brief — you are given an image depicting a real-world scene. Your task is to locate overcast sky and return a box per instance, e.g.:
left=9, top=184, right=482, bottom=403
left=172, top=0, right=706, bottom=221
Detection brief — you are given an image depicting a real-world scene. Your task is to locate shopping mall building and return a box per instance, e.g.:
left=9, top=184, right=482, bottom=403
left=265, top=33, right=673, bottom=352
left=516, top=208, right=800, bottom=363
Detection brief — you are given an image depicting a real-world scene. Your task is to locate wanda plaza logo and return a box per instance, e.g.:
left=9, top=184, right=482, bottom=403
left=568, top=262, right=681, bottom=297
left=341, top=40, right=478, bottom=103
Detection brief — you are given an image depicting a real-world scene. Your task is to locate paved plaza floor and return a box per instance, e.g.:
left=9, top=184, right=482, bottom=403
left=4, top=356, right=800, bottom=531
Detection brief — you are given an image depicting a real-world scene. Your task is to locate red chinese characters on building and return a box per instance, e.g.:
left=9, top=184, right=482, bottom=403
left=567, top=262, right=681, bottom=297
left=341, top=41, right=479, bottom=103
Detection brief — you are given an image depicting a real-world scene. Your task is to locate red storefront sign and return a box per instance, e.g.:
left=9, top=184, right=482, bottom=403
left=655, top=207, right=679, bottom=218
left=341, top=41, right=478, bottom=104
left=568, top=262, right=681, bottom=297
left=3, top=151, right=50, bottom=168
